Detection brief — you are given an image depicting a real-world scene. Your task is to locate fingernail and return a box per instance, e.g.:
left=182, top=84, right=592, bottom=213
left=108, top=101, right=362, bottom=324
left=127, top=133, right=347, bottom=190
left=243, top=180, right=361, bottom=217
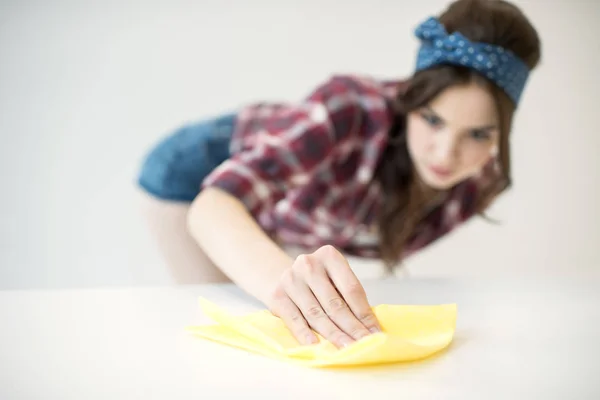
left=340, top=337, right=353, bottom=348
left=369, top=327, right=381, bottom=334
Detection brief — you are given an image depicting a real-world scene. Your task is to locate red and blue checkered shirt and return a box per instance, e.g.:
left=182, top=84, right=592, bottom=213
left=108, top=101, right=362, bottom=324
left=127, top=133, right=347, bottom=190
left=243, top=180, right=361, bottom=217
left=202, top=74, right=500, bottom=260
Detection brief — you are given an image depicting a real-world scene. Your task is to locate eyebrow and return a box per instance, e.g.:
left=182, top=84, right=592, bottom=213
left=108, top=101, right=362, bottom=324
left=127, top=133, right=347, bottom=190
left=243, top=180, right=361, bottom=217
left=423, top=106, right=498, bottom=131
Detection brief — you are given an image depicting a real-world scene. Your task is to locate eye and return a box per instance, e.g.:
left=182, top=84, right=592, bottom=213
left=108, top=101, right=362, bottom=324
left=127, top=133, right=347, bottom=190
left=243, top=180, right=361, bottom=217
left=420, top=112, right=443, bottom=127
left=470, top=130, right=491, bottom=141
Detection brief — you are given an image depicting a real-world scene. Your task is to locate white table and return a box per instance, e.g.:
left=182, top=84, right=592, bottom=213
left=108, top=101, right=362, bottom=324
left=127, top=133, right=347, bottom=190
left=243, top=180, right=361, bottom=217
left=1, top=278, right=599, bottom=399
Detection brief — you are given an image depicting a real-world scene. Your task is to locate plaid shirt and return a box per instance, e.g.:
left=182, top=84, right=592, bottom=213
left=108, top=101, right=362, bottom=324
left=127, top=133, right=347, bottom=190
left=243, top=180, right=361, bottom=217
left=202, top=74, right=499, bottom=260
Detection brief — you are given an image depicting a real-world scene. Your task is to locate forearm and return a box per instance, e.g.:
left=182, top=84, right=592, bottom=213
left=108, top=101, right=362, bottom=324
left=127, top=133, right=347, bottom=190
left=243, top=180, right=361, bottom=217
left=186, top=187, right=293, bottom=305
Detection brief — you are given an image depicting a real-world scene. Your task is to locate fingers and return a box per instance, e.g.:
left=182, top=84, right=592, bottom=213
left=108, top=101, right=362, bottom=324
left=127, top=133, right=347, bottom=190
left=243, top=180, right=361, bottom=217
left=269, top=275, right=319, bottom=346
left=268, top=245, right=380, bottom=349
left=315, top=245, right=382, bottom=334
left=300, top=256, right=372, bottom=342
left=286, top=256, right=354, bottom=348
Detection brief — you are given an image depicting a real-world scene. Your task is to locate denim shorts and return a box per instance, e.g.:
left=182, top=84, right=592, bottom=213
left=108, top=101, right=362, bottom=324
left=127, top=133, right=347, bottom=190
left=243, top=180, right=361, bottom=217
left=137, top=113, right=237, bottom=202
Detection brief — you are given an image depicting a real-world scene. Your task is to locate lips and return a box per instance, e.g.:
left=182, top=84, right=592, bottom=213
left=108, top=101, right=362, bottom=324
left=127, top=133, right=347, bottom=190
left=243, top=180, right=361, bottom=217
left=429, top=165, right=452, bottom=178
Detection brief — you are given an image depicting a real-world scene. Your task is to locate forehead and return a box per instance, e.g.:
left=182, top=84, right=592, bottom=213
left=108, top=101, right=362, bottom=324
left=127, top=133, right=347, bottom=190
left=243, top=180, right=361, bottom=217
left=427, top=82, right=499, bottom=128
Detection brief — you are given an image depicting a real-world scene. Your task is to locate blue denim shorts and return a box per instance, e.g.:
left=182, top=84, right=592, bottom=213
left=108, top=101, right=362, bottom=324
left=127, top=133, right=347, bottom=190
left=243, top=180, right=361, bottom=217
left=137, top=113, right=237, bottom=202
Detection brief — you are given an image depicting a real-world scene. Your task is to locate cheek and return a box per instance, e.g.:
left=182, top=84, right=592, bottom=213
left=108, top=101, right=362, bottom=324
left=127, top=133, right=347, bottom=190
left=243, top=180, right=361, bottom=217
left=407, top=118, right=433, bottom=158
left=457, top=131, right=499, bottom=171
left=460, top=144, right=494, bottom=172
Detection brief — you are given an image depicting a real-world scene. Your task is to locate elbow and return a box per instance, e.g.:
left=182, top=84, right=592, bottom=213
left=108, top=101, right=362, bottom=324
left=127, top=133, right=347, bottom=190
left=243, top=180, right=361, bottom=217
left=186, top=189, right=223, bottom=250
left=186, top=190, right=210, bottom=241
left=186, top=187, right=246, bottom=236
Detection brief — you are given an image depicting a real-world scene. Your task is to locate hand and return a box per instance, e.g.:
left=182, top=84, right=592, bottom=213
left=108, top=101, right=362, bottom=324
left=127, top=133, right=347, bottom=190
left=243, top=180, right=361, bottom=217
left=266, top=245, right=382, bottom=348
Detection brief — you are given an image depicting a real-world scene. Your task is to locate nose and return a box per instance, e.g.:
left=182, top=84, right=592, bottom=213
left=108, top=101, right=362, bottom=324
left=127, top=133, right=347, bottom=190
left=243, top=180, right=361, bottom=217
left=431, top=130, right=458, bottom=167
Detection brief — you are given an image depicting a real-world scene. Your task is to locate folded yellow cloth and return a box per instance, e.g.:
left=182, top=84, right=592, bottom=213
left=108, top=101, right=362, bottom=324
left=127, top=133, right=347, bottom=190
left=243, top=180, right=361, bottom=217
left=186, top=298, right=457, bottom=368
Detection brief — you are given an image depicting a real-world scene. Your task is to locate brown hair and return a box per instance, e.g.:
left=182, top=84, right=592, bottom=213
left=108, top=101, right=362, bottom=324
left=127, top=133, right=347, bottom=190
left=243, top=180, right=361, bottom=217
left=375, top=0, right=542, bottom=268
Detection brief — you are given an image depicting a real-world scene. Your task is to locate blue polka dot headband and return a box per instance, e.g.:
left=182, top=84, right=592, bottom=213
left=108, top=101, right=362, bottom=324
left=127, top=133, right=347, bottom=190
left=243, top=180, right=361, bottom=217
left=414, top=17, right=530, bottom=105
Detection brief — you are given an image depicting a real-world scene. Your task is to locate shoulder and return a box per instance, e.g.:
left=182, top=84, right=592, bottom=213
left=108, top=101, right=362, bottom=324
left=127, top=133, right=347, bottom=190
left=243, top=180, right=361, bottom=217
left=233, top=73, right=403, bottom=147
left=307, top=73, right=401, bottom=107
left=304, top=74, right=402, bottom=142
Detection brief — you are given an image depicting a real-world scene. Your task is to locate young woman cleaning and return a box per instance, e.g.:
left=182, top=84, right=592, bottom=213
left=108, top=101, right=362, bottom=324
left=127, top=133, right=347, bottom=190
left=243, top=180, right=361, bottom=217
left=137, top=0, right=541, bottom=348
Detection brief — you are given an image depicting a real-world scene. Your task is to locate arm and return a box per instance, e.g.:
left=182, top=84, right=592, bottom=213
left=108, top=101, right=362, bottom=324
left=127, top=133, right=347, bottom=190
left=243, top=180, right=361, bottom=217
left=186, top=76, right=382, bottom=347
left=187, top=186, right=292, bottom=306
left=187, top=188, right=382, bottom=348
left=186, top=76, right=359, bottom=300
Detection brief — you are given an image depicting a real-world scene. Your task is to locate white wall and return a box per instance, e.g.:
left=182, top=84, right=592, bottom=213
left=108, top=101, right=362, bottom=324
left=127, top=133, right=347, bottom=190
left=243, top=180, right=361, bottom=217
left=1, top=0, right=598, bottom=289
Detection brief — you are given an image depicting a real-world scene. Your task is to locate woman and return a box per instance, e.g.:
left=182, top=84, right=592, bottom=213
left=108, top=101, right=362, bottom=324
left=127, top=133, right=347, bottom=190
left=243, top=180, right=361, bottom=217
left=138, top=0, right=541, bottom=348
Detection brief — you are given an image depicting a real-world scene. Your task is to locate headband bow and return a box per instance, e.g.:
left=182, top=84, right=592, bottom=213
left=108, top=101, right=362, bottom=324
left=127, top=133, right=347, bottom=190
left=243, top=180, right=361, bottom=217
left=414, top=17, right=530, bottom=105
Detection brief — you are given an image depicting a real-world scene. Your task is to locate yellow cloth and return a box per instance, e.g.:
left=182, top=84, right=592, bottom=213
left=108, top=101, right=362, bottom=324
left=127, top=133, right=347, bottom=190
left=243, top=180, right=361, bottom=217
left=186, top=298, right=457, bottom=368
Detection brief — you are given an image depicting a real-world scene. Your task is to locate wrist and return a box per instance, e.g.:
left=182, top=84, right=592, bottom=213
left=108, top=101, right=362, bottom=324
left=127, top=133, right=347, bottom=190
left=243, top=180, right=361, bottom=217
left=252, top=256, right=293, bottom=307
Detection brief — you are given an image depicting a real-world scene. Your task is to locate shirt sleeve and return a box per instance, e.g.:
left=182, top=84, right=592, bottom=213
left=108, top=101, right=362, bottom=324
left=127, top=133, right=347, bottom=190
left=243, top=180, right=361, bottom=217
left=201, top=76, right=361, bottom=217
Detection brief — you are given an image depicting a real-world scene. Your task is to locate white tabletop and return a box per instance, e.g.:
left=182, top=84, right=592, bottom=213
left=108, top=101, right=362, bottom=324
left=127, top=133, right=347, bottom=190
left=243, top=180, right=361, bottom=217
left=1, top=278, right=599, bottom=399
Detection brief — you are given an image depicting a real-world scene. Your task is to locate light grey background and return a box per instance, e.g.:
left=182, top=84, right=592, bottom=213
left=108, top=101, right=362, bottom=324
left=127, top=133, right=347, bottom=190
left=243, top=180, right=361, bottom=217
left=1, top=0, right=599, bottom=289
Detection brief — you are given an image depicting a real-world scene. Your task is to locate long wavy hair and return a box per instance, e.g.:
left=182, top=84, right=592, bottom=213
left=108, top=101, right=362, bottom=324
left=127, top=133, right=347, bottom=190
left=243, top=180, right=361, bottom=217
left=375, top=0, right=542, bottom=268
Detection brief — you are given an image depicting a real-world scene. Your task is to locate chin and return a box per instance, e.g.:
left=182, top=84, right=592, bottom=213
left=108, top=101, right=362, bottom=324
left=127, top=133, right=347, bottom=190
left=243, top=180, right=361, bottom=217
left=423, top=177, right=455, bottom=190
left=419, top=170, right=460, bottom=190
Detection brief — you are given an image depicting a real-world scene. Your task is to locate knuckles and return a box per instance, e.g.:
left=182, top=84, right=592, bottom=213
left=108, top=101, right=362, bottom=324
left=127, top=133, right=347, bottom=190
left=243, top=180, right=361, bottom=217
left=326, top=297, right=347, bottom=313
left=314, top=244, right=340, bottom=259
left=279, top=268, right=295, bottom=289
left=293, top=254, right=318, bottom=275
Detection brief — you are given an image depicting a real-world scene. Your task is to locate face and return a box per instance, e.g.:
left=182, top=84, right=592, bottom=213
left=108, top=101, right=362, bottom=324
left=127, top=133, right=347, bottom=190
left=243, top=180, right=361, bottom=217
left=406, top=81, right=500, bottom=190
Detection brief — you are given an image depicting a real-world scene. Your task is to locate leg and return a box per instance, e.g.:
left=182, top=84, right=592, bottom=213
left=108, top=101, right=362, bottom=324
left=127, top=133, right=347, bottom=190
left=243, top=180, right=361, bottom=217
left=137, top=188, right=230, bottom=284
left=136, top=114, right=236, bottom=284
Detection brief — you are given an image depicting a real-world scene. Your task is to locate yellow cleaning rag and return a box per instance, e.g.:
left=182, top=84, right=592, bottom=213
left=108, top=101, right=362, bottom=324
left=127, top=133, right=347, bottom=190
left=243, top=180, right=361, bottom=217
left=186, top=298, right=457, bottom=368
